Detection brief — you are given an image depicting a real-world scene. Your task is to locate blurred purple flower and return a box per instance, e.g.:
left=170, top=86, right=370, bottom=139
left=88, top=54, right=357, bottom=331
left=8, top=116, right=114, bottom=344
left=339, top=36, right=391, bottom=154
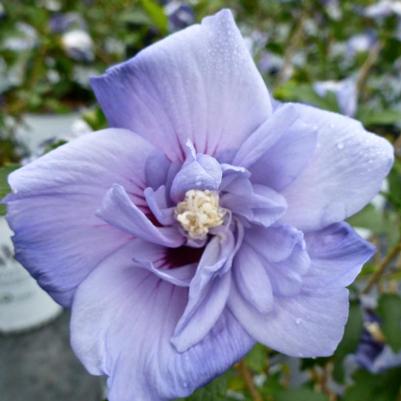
left=61, top=30, right=94, bottom=62
left=164, top=1, right=194, bottom=31
left=321, top=0, right=342, bottom=20
left=313, top=78, right=358, bottom=117
left=49, top=12, right=86, bottom=34
left=258, top=51, right=284, bottom=76
left=346, top=32, right=376, bottom=57
left=355, top=312, right=401, bottom=373
left=4, top=23, right=37, bottom=52
left=4, top=10, right=393, bottom=401
left=364, top=1, right=401, bottom=18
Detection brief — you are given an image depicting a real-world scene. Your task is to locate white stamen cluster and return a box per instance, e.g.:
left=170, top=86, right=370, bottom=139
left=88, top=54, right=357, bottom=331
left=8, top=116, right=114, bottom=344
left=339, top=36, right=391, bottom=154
left=175, top=189, right=226, bottom=239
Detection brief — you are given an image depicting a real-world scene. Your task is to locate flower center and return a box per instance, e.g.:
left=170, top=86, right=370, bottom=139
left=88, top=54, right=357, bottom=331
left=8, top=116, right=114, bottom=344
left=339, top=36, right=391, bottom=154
left=175, top=189, right=227, bottom=239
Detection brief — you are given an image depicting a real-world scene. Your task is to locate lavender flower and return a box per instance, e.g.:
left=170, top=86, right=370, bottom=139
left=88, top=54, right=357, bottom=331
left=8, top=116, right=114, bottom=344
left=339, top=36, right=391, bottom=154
left=164, top=1, right=195, bottom=32
left=258, top=51, right=284, bottom=76
left=346, top=32, right=376, bottom=57
left=49, top=12, right=86, bottom=34
left=364, top=1, right=401, bottom=18
left=61, top=30, right=94, bottom=62
left=4, top=10, right=393, bottom=401
left=313, top=78, right=358, bottom=117
left=355, top=312, right=401, bottom=373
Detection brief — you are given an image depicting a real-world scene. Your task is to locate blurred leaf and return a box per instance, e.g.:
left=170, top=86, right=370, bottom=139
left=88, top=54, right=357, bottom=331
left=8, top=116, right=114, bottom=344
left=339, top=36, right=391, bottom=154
left=377, top=293, right=401, bottom=353
left=273, top=81, right=340, bottom=112
left=120, top=10, right=153, bottom=26
left=275, top=387, right=329, bottom=401
left=260, top=371, right=283, bottom=398
left=344, top=368, right=401, bottom=401
left=388, top=159, right=401, bottom=210
left=348, top=204, right=385, bottom=233
left=141, top=0, right=168, bottom=34
left=357, top=107, right=401, bottom=126
left=333, top=302, right=363, bottom=382
left=0, top=164, right=19, bottom=215
left=177, top=372, right=230, bottom=401
left=245, top=344, right=268, bottom=372
left=82, top=106, right=108, bottom=130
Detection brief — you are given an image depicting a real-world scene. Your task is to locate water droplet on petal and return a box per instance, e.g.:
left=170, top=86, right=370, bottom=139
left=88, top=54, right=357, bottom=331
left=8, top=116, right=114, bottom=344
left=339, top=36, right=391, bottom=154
left=336, top=142, right=344, bottom=150
left=296, top=318, right=302, bottom=325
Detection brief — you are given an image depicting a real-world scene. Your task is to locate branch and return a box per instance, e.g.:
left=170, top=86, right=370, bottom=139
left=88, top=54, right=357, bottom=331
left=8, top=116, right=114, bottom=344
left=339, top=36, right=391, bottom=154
left=356, top=41, right=382, bottom=100
left=363, top=238, right=401, bottom=294
left=277, top=11, right=307, bottom=84
left=237, top=360, right=264, bottom=401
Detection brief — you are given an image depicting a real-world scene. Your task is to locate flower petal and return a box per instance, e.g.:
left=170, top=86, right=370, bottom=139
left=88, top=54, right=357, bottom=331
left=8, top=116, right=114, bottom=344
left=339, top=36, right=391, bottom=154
left=221, top=181, right=287, bottom=228
left=91, top=10, right=272, bottom=161
left=71, top=242, right=254, bottom=401
left=229, top=284, right=349, bottom=358
left=303, top=222, right=375, bottom=289
left=5, top=129, right=157, bottom=306
left=97, top=184, right=184, bottom=247
left=280, top=103, right=394, bottom=231
left=170, top=153, right=222, bottom=202
left=232, top=242, right=274, bottom=314
left=245, top=225, right=310, bottom=296
left=127, top=238, right=196, bottom=287
left=171, top=230, right=236, bottom=352
left=144, top=186, right=175, bottom=226
left=248, top=116, right=318, bottom=191
left=140, top=263, right=197, bottom=287
left=233, top=103, right=300, bottom=168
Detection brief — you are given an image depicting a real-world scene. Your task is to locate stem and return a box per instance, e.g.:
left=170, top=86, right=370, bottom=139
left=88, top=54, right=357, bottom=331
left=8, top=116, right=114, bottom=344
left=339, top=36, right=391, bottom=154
left=356, top=41, right=382, bottom=100
left=310, top=365, right=337, bottom=401
left=237, top=360, right=264, bottom=401
left=363, top=239, right=401, bottom=294
left=277, top=10, right=307, bottom=84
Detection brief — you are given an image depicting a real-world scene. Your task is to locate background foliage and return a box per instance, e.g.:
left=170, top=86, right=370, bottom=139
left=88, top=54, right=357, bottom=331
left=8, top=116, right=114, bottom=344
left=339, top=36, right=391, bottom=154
left=1, top=0, right=401, bottom=400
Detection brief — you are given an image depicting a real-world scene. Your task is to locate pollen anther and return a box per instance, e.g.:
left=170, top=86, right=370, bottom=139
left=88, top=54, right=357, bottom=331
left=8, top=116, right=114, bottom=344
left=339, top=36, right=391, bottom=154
left=175, top=189, right=226, bottom=239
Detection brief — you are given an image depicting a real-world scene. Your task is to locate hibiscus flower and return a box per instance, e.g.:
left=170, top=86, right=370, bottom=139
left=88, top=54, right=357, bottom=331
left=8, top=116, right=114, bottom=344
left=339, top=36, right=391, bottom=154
left=4, top=10, right=393, bottom=401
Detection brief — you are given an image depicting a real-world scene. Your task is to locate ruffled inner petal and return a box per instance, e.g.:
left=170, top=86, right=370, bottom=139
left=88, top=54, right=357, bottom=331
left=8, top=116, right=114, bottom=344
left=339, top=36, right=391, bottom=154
left=220, top=171, right=287, bottom=228
left=170, top=152, right=222, bottom=202
left=232, top=243, right=274, bottom=314
left=97, top=184, right=184, bottom=248
left=244, top=225, right=310, bottom=296
left=171, top=228, right=238, bottom=352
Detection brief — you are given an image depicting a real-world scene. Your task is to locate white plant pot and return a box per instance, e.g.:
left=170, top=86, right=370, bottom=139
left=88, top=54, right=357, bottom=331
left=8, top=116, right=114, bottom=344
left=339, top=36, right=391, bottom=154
left=0, top=218, right=62, bottom=333
left=0, top=112, right=85, bottom=333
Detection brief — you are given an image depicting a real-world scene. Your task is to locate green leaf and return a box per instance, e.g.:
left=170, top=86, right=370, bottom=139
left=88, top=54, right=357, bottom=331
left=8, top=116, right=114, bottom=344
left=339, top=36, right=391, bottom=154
left=0, top=164, right=19, bottom=216
left=377, top=293, right=401, bottom=353
left=177, top=372, right=229, bottom=401
left=347, top=204, right=385, bottom=233
left=344, top=368, right=401, bottom=401
left=273, top=81, right=340, bottom=113
left=141, top=0, right=169, bottom=34
left=357, top=107, right=401, bottom=126
left=333, top=302, right=363, bottom=382
left=244, top=343, right=268, bottom=372
left=388, top=159, right=401, bottom=210
left=275, top=387, right=329, bottom=401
